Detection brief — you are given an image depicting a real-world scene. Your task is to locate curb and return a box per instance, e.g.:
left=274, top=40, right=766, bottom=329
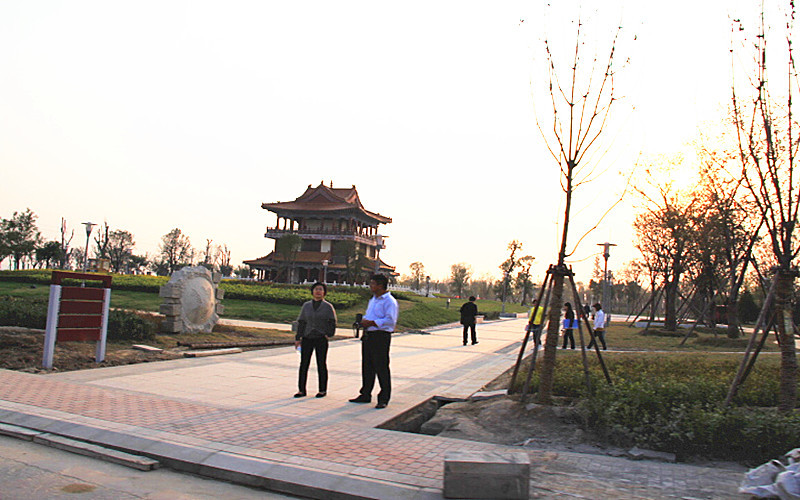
left=0, top=408, right=442, bottom=500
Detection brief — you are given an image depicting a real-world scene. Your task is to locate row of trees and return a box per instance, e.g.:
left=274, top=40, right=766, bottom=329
left=0, top=210, right=249, bottom=277
left=526, top=1, right=799, bottom=412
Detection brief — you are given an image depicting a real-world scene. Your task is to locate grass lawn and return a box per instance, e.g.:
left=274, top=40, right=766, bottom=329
left=597, top=321, right=781, bottom=352
left=0, top=281, right=530, bottom=332
left=2, top=280, right=769, bottom=349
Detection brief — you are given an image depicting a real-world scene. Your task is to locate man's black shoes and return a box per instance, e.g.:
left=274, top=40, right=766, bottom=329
left=348, top=396, right=371, bottom=403
left=375, top=402, right=387, bottom=409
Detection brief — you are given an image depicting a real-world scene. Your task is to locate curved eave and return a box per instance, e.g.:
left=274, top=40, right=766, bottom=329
left=261, top=203, right=391, bottom=225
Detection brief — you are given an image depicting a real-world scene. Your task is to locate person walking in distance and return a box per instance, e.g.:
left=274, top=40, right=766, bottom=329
left=349, top=274, right=399, bottom=409
left=526, top=299, right=545, bottom=346
left=562, top=302, right=576, bottom=350
left=294, top=282, right=337, bottom=398
left=459, top=296, right=479, bottom=345
left=587, top=302, right=607, bottom=350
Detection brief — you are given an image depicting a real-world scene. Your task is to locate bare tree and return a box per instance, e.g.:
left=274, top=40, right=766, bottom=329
left=59, top=217, right=73, bottom=269
left=534, top=12, right=627, bottom=404
left=218, top=244, right=233, bottom=276
left=201, top=238, right=216, bottom=271
left=731, top=4, right=800, bottom=412
left=93, top=221, right=110, bottom=260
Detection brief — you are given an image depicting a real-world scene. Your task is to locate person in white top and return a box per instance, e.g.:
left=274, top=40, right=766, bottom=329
left=348, top=274, right=399, bottom=409
left=587, top=303, right=607, bottom=350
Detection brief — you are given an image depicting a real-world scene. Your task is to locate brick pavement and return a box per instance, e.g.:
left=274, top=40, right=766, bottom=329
left=0, top=318, right=747, bottom=499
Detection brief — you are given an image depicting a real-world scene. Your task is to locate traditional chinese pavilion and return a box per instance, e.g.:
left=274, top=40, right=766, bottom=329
left=244, top=183, right=395, bottom=283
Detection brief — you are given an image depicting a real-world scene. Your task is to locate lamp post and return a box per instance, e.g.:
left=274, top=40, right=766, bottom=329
left=501, top=270, right=509, bottom=314
left=322, top=259, right=329, bottom=283
left=596, top=242, right=617, bottom=320
left=82, top=222, right=97, bottom=273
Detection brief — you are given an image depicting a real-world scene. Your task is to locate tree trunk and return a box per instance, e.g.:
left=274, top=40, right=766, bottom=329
left=776, top=270, right=798, bottom=413
left=726, top=298, right=740, bottom=338
left=649, top=281, right=657, bottom=323
left=664, top=279, right=679, bottom=331
left=536, top=273, right=565, bottom=405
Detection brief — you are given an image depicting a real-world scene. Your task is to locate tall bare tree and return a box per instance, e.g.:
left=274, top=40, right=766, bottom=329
left=59, top=217, right=73, bottom=269
left=731, top=3, right=800, bottom=412
left=218, top=244, right=233, bottom=276
left=534, top=13, right=626, bottom=404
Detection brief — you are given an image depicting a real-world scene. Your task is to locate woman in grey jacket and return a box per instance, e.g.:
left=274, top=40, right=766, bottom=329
left=294, top=282, right=337, bottom=398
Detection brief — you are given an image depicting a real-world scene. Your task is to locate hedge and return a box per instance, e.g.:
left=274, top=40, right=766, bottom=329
left=512, top=353, right=800, bottom=464
left=0, top=295, right=155, bottom=342
left=0, top=270, right=363, bottom=308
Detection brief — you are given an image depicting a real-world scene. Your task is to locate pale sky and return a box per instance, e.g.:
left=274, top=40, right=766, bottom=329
left=0, top=1, right=752, bottom=282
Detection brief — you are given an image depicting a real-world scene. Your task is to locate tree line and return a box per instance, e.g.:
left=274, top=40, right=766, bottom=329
left=0, top=209, right=250, bottom=277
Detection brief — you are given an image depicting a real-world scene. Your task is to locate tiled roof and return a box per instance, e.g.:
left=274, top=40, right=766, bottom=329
left=261, top=183, right=391, bottom=224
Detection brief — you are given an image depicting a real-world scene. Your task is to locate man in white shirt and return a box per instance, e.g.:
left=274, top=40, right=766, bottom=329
left=349, top=274, right=399, bottom=409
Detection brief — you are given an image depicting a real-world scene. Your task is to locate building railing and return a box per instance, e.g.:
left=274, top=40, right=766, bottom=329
left=265, top=227, right=384, bottom=245
left=298, top=279, right=440, bottom=296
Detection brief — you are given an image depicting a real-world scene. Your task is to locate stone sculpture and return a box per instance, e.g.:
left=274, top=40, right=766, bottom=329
left=159, top=266, right=224, bottom=333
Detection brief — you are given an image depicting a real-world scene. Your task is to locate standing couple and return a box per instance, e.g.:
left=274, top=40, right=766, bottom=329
left=294, top=274, right=398, bottom=409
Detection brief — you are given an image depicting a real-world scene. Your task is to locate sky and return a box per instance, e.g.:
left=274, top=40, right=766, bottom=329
left=0, top=1, right=757, bottom=282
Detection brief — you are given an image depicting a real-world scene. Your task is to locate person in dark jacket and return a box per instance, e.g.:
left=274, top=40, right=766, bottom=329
left=294, top=282, right=337, bottom=398
left=562, top=302, right=575, bottom=349
left=460, top=296, right=479, bottom=345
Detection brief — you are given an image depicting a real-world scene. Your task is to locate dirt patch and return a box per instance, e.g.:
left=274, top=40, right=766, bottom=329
left=420, top=396, right=617, bottom=455
left=0, top=325, right=297, bottom=373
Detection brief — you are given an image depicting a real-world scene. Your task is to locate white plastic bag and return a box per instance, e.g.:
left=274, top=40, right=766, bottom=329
left=740, top=460, right=785, bottom=497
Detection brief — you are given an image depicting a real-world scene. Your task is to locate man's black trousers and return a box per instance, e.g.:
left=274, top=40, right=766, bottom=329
left=359, top=331, right=391, bottom=404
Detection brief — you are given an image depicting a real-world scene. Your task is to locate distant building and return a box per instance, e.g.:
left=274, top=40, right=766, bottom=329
left=87, top=258, right=110, bottom=273
left=244, top=183, right=395, bottom=283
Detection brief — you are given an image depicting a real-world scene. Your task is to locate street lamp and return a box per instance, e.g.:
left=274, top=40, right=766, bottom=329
left=596, top=242, right=617, bottom=322
left=82, top=222, right=97, bottom=273
left=322, top=259, right=329, bottom=283
left=501, top=269, right=509, bottom=314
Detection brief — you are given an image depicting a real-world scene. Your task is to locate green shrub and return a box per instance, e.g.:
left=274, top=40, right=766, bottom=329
left=0, top=296, right=47, bottom=329
left=0, top=295, right=155, bottom=342
left=106, top=310, right=156, bottom=342
left=0, top=270, right=364, bottom=309
left=513, top=353, right=800, bottom=464
left=220, top=282, right=362, bottom=308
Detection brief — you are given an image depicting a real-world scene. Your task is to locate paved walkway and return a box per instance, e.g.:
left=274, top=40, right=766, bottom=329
left=0, top=318, right=747, bottom=499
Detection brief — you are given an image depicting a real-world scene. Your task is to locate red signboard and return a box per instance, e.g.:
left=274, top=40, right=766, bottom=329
left=43, top=271, right=112, bottom=369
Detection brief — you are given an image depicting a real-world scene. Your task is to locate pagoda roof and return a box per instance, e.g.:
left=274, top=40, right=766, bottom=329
left=261, top=183, right=391, bottom=224
left=243, top=251, right=396, bottom=272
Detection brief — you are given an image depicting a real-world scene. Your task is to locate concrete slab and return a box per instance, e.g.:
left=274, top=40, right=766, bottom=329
left=32, top=433, right=160, bottom=470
